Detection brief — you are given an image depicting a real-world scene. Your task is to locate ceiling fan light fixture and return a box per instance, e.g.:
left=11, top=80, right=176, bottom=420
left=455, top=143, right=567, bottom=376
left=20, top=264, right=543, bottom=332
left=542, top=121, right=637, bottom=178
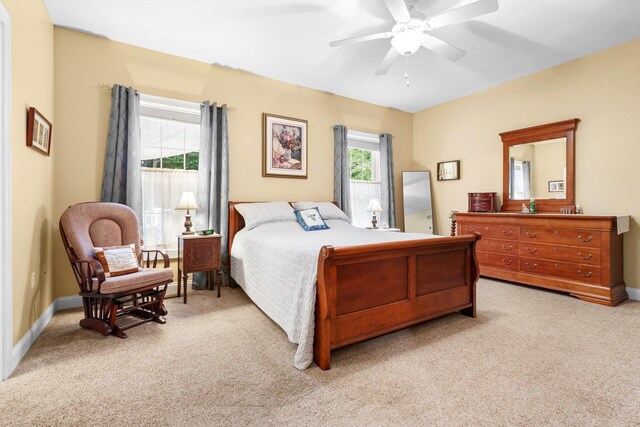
left=391, top=28, right=425, bottom=56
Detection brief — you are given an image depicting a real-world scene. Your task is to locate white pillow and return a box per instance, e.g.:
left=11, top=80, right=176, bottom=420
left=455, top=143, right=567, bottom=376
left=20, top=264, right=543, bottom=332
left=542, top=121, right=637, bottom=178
left=291, top=201, right=351, bottom=223
left=234, top=201, right=296, bottom=230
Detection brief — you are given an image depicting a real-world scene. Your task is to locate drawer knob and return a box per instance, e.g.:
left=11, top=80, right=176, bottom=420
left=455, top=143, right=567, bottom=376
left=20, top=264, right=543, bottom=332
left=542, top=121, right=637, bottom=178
left=502, top=230, right=513, bottom=236
left=502, top=259, right=513, bottom=265
left=578, top=253, right=593, bottom=260
left=502, top=245, right=513, bottom=251
left=578, top=235, right=593, bottom=242
left=578, top=270, right=593, bottom=278
left=525, top=232, right=538, bottom=238
left=524, top=262, right=538, bottom=270
left=525, top=247, right=537, bottom=254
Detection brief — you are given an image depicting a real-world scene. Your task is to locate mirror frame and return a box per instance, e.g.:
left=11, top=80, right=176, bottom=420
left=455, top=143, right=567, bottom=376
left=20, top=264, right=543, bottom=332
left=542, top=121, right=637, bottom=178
left=500, top=119, right=579, bottom=213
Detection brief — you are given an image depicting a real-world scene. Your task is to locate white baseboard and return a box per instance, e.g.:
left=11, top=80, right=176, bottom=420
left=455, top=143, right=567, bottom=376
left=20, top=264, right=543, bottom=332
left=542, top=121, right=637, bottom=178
left=8, top=298, right=57, bottom=376
left=7, top=282, right=181, bottom=379
left=627, top=287, right=640, bottom=301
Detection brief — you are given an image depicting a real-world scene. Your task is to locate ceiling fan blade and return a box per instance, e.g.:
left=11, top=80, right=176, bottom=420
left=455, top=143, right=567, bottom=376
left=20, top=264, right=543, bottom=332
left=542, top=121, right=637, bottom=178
left=375, top=48, right=400, bottom=75
left=329, top=32, right=392, bottom=47
left=428, top=0, right=499, bottom=29
left=382, top=0, right=411, bottom=23
left=422, top=36, right=466, bottom=61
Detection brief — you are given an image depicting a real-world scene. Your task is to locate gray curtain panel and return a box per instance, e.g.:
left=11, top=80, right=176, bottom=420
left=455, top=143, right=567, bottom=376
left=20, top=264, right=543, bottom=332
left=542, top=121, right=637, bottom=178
left=522, top=160, right=531, bottom=199
left=333, top=125, right=352, bottom=219
left=100, top=85, right=142, bottom=220
left=194, top=102, right=229, bottom=289
left=380, top=133, right=396, bottom=228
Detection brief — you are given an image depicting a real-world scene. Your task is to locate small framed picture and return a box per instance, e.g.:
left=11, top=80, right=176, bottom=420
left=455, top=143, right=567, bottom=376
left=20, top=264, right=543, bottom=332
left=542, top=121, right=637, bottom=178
left=437, top=160, right=460, bottom=181
left=26, top=107, right=52, bottom=156
left=548, top=180, right=565, bottom=192
left=263, top=113, right=308, bottom=179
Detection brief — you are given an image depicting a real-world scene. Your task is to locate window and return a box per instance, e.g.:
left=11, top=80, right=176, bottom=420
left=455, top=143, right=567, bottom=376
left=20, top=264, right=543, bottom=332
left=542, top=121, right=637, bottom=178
left=347, top=130, right=382, bottom=228
left=140, top=94, right=201, bottom=252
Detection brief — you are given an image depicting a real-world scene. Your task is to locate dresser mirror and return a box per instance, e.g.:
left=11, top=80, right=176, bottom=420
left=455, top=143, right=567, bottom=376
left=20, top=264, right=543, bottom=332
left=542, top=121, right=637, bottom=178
left=500, top=119, right=579, bottom=213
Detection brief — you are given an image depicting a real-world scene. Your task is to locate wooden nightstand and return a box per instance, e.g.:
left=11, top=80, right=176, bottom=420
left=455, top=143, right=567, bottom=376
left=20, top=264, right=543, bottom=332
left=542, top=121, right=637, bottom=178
left=177, top=234, right=222, bottom=303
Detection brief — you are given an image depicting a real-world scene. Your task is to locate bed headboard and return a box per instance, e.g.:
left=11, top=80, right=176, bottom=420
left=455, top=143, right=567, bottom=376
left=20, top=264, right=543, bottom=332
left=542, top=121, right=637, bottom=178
left=228, top=201, right=249, bottom=253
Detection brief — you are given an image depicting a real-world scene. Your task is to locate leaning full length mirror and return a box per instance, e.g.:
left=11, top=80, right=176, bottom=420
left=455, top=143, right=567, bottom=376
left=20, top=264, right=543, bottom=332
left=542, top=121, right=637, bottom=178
left=402, top=171, right=434, bottom=234
left=509, top=137, right=567, bottom=200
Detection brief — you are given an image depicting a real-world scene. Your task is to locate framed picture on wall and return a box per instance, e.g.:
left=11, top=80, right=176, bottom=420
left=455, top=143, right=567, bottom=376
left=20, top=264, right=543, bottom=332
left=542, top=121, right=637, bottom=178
left=548, top=180, right=565, bottom=192
left=26, top=107, right=52, bottom=156
left=437, top=160, right=460, bottom=181
left=262, top=113, right=308, bottom=179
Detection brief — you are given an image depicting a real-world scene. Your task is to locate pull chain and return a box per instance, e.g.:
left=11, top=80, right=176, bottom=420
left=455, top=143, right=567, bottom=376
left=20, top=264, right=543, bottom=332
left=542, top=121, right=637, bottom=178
left=404, top=54, right=410, bottom=87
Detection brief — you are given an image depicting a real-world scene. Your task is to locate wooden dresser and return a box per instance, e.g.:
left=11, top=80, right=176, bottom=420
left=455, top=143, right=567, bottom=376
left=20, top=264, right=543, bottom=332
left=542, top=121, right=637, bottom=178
left=456, top=213, right=627, bottom=306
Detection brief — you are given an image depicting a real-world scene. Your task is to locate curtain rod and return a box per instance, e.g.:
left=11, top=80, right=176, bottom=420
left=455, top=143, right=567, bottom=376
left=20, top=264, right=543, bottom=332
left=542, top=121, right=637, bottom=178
left=332, top=125, right=390, bottom=137
left=97, top=83, right=237, bottom=111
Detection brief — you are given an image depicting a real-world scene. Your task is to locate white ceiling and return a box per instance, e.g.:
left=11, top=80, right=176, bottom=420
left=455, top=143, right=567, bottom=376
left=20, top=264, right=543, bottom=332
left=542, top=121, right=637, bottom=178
left=44, top=0, right=640, bottom=113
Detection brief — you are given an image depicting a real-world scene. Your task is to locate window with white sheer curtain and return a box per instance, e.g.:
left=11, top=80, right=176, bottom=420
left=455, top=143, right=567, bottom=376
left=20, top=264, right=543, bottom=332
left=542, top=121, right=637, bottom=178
left=139, top=94, right=201, bottom=253
left=347, top=130, right=383, bottom=228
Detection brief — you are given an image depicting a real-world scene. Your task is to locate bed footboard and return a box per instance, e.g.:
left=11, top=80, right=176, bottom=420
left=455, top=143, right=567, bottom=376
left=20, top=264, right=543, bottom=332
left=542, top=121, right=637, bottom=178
left=314, top=233, right=480, bottom=370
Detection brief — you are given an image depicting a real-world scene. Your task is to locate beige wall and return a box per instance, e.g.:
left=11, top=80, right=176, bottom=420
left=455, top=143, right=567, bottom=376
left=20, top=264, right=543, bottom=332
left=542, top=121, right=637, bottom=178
left=413, top=38, right=640, bottom=290
left=5, top=0, right=56, bottom=344
left=532, top=141, right=566, bottom=199
left=52, top=28, right=413, bottom=298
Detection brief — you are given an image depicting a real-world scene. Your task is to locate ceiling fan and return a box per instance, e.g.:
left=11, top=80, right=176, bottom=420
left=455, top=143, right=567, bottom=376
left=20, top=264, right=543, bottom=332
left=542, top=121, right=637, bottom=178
left=329, top=0, right=499, bottom=76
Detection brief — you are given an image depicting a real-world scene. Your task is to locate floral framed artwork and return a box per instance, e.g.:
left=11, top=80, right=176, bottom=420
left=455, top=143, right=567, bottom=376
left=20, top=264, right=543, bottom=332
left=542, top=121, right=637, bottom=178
left=263, top=113, right=308, bottom=179
left=26, top=107, right=52, bottom=156
left=437, top=160, right=460, bottom=181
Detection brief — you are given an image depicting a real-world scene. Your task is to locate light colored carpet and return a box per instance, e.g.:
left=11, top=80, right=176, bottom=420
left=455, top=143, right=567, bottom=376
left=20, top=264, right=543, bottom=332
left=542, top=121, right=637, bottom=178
left=1, top=279, right=639, bottom=426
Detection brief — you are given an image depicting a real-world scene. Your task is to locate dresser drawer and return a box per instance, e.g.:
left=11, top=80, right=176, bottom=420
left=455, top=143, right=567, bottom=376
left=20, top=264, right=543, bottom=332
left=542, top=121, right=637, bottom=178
left=519, top=227, right=602, bottom=247
left=518, top=243, right=601, bottom=266
left=470, top=201, right=493, bottom=211
left=477, top=251, right=518, bottom=271
left=477, top=239, right=518, bottom=254
left=519, top=258, right=602, bottom=284
left=459, top=224, right=518, bottom=240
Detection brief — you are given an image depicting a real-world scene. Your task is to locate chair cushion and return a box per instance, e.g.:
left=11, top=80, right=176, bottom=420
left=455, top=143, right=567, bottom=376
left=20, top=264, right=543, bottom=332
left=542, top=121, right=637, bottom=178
left=94, top=244, right=139, bottom=277
left=60, top=202, right=142, bottom=261
left=93, top=268, right=173, bottom=294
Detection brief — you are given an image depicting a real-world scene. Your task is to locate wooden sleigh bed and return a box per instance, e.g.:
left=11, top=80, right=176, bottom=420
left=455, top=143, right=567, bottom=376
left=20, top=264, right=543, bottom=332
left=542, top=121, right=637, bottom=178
left=228, top=202, right=481, bottom=370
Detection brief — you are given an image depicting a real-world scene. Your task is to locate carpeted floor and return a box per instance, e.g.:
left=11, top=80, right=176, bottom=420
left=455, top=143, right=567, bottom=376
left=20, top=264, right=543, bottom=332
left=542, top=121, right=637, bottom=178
left=1, top=279, right=639, bottom=426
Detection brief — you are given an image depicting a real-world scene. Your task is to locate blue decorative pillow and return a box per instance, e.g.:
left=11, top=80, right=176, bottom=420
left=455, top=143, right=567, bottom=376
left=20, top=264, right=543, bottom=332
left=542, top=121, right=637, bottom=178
left=295, top=208, right=329, bottom=231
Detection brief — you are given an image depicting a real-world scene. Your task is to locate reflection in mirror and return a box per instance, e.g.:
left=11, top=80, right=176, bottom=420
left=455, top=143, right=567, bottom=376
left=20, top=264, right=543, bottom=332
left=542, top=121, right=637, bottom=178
left=402, top=171, right=434, bottom=234
left=509, top=138, right=567, bottom=200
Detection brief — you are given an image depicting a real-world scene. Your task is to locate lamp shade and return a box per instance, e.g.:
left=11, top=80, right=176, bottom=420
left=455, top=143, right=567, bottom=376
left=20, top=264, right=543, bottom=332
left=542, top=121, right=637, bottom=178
left=175, top=192, right=199, bottom=211
left=367, top=199, right=383, bottom=213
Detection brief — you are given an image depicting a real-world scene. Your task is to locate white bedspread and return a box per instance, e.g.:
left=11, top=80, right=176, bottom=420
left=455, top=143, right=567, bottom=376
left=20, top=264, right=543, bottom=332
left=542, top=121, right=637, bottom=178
left=230, top=219, right=438, bottom=369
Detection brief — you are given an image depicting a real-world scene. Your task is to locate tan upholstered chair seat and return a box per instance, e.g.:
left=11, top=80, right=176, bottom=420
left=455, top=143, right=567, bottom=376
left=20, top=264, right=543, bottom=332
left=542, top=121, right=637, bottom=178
left=93, top=267, right=174, bottom=294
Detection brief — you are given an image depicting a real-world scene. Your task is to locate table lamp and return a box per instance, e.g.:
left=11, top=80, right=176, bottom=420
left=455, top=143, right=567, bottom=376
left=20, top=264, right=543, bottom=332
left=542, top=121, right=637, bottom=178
left=175, top=192, right=199, bottom=235
left=368, top=199, right=383, bottom=229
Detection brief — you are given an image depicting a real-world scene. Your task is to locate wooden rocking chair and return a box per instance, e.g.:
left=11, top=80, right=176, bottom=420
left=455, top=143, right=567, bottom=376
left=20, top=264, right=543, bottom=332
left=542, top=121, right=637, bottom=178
left=60, top=202, right=173, bottom=338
